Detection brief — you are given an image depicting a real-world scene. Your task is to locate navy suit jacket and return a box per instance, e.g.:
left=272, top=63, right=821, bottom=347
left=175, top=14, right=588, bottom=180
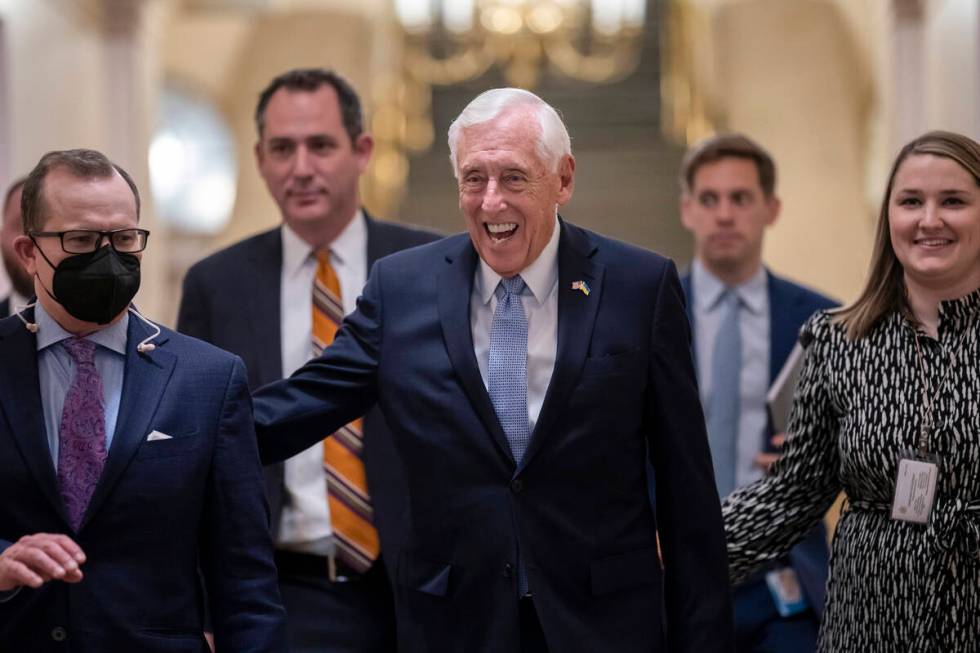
left=252, top=220, right=734, bottom=653
left=0, top=310, right=287, bottom=653
left=0, top=297, right=8, bottom=318
left=177, top=213, right=440, bottom=582
left=681, top=269, right=837, bottom=616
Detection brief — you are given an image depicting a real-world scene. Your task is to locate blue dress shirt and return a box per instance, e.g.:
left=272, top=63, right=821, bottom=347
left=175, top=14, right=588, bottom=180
left=34, top=302, right=128, bottom=468
left=691, top=260, right=770, bottom=488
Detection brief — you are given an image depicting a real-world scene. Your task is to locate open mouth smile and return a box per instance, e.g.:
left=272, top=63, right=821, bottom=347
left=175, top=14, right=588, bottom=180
left=485, top=222, right=518, bottom=241
left=914, top=238, right=953, bottom=249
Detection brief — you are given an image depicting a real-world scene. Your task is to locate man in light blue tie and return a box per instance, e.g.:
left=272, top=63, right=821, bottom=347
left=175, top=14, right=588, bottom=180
left=252, top=87, right=733, bottom=653
left=678, top=134, right=837, bottom=653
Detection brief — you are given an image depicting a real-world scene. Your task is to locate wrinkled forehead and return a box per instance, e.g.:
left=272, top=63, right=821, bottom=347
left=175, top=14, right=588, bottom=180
left=39, top=169, right=138, bottom=229
left=457, top=110, right=545, bottom=168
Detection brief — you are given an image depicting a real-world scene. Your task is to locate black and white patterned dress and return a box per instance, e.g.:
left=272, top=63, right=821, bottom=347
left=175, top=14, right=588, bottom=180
left=723, top=291, right=980, bottom=652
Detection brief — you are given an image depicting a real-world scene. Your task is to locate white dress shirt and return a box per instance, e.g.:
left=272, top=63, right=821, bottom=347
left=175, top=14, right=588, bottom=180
left=691, top=259, right=770, bottom=488
left=471, top=215, right=560, bottom=434
left=277, top=211, right=368, bottom=553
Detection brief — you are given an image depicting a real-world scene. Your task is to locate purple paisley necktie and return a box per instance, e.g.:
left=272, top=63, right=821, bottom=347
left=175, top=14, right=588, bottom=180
left=57, top=337, right=107, bottom=531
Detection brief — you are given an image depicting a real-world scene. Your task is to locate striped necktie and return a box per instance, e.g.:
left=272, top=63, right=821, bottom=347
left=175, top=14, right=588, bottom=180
left=313, top=250, right=380, bottom=573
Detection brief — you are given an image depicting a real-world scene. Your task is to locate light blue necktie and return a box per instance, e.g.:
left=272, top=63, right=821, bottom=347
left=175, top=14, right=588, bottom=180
left=707, top=289, right=741, bottom=498
left=488, top=275, right=530, bottom=595
left=489, top=276, right=531, bottom=463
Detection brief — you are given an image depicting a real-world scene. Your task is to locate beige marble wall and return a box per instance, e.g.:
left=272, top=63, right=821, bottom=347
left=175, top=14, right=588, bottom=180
left=0, top=0, right=164, bottom=319
left=924, top=0, right=980, bottom=136
left=705, top=0, right=875, bottom=304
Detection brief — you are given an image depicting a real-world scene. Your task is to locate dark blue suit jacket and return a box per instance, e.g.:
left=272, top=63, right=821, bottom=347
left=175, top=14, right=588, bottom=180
left=177, top=214, right=440, bottom=584
left=0, top=310, right=286, bottom=652
left=252, top=220, right=734, bottom=653
left=681, top=269, right=836, bottom=616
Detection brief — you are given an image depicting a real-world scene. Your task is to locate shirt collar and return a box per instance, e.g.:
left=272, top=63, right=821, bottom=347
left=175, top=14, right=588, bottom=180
left=281, top=209, right=366, bottom=274
left=476, top=214, right=560, bottom=305
left=34, top=301, right=129, bottom=355
left=328, top=209, right=366, bottom=266
left=692, top=259, right=767, bottom=315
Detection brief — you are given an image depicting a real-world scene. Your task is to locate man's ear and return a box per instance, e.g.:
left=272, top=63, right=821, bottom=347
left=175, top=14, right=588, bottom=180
left=13, top=234, right=38, bottom=277
left=680, top=194, right=695, bottom=231
left=353, top=133, right=374, bottom=175
left=254, top=140, right=264, bottom=167
left=555, top=155, right=575, bottom=205
left=765, top=195, right=782, bottom=227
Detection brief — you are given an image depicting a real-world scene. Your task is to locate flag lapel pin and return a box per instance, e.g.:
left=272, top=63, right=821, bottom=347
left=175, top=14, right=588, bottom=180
left=571, top=280, right=591, bottom=296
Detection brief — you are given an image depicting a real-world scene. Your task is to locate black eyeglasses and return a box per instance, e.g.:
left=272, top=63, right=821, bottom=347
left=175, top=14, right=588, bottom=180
left=29, top=228, right=150, bottom=254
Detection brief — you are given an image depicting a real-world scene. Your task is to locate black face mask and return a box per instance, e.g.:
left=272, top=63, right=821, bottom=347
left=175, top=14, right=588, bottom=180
left=44, top=246, right=141, bottom=324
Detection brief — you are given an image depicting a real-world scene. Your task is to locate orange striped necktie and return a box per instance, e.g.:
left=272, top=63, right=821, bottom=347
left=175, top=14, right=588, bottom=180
left=313, top=250, right=380, bottom=573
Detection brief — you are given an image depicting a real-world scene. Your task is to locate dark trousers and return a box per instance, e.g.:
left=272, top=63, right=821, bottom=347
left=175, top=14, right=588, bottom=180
left=734, top=577, right=819, bottom=653
left=519, top=597, right=549, bottom=653
left=277, top=554, right=396, bottom=653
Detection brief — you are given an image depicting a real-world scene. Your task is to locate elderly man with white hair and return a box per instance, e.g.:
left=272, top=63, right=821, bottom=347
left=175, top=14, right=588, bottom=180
left=252, top=87, right=734, bottom=653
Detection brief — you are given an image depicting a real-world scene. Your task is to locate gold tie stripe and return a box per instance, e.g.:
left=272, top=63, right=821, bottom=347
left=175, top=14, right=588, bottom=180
left=313, top=251, right=380, bottom=572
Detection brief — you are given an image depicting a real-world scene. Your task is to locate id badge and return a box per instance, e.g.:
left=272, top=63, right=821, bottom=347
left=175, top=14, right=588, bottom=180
left=890, top=454, right=939, bottom=524
left=765, top=567, right=808, bottom=617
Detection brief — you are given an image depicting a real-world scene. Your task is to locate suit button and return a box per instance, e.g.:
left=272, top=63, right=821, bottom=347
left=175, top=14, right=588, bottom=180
left=51, top=626, right=67, bottom=642
left=503, top=563, right=514, bottom=580
left=510, top=479, right=524, bottom=494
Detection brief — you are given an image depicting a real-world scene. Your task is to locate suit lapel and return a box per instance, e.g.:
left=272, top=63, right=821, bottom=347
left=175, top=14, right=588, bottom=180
left=680, top=272, right=697, bottom=371
left=364, top=211, right=388, bottom=266
left=82, top=316, right=176, bottom=529
left=0, top=311, right=65, bottom=521
left=437, top=239, right=515, bottom=465
left=767, top=270, right=797, bottom=384
left=518, top=221, right=603, bottom=473
left=247, top=230, right=283, bottom=383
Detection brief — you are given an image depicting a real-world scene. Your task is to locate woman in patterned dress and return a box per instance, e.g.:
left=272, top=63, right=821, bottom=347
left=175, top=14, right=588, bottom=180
left=723, top=131, right=980, bottom=652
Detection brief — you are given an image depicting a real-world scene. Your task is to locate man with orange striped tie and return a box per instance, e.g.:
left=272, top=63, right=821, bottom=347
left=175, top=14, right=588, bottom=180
left=178, top=68, right=439, bottom=652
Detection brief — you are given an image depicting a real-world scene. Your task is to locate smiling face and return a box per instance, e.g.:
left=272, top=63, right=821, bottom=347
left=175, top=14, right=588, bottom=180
left=889, top=153, right=980, bottom=297
left=681, top=156, right=779, bottom=284
left=455, top=106, right=574, bottom=278
left=255, top=85, right=372, bottom=248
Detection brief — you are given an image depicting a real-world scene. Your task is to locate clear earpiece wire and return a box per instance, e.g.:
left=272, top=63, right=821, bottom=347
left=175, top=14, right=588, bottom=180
left=128, top=305, right=161, bottom=353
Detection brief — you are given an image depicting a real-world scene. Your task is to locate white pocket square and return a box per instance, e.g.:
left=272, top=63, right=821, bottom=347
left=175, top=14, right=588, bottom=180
left=146, top=430, right=173, bottom=442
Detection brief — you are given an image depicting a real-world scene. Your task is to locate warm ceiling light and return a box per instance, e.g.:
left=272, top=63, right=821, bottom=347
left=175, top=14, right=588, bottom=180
left=528, top=4, right=564, bottom=34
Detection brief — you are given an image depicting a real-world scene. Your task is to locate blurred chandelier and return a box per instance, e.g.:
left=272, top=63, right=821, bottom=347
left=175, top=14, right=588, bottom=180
left=393, top=0, right=647, bottom=88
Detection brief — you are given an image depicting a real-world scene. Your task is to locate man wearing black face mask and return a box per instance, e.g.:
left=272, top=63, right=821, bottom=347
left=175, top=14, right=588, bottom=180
left=0, top=149, right=287, bottom=652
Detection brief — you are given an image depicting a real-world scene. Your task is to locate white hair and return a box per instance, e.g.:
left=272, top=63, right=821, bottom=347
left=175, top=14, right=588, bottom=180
left=447, top=88, right=572, bottom=178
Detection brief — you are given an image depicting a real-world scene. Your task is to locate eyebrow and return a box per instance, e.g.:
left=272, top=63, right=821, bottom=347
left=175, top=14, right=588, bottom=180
left=696, top=187, right=754, bottom=196
left=266, top=133, right=335, bottom=143
left=894, top=187, right=972, bottom=194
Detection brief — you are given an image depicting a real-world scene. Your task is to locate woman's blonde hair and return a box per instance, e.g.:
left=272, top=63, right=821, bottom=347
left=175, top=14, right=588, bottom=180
left=834, top=131, right=980, bottom=340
